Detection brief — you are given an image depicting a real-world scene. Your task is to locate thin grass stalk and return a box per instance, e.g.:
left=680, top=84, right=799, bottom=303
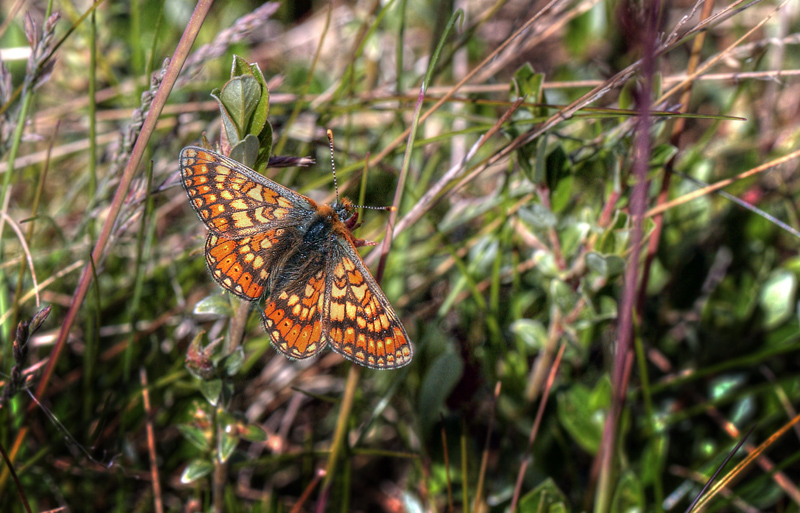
left=130, top=0, right=143, bottom=76
left=460, top=416, right=468, bottom=511
left=125, top=162, right=155, bottom=380
left=88, top=8, right=97, bottom=241
left=145, top=5, right=165, bottom=78
left=632, top=315, right=662, bottom=507
left=319, top=364, right=361, bottom=501
left=0, top=438, right=31, bottom=513
left=140, top=367, right=164, bottom=513
left=704, top=404, right=800, bottom=503
left=0, top=0, right=26, bottom=40
left=292, top=468, right=325, bottom=513
left=0, top=0, right=104, bottom=120
left=646, top=148, right=800, bottom=219
left=386, top=96, right=524, bottom=250
left=10, top=122, right=57, bottom=332
left=316, top=13, right=436, bottom=506
left=375, top=83, right=423, bottom=279
left=0, top=0, right=215, bottom=492
left=471, top=382, right=501, bottom=513
left=657, top=0, right=791, bottom=106
left=484, top=2, right=762, bottom=177
left=0, top=62, right=36, bottom=347
left=594, top=3, right=659, bottom=511
left=685, top=415, right=800, bottom=512
left=511, top=342, right=566, bottom=512
left=638, top=0, right=715, bottom=313
left=82, top=253, right=101, bottom=425
left=489, top=195, right=511, bottom=316
left=395, top=0, right=407, bottom=95
left=437, top=237, right=502, bottom=343
left=340, top=455, right=352, bottom=513
left=327, top=0, right=385, bottom=105
left=212, top=406, right=226, bottom=513
left=272, top=0, right=332, bottom=157
left=225, top=301, right=250, bottom=356
left=441, top=414, right=454, bottom=513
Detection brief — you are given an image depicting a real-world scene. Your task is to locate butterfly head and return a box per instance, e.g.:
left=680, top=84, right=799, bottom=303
left=333, top=197, right=359, bottom=230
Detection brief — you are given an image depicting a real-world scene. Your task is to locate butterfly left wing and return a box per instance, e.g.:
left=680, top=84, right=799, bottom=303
left=180, top=146, right=313, bottom=238
left=323, top=241, right=413, bottom=370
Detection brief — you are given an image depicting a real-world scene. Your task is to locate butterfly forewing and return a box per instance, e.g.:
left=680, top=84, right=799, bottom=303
left=180, top=146, right=312, bottom=238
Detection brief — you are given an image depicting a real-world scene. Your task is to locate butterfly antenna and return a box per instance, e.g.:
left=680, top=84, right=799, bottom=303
left=326, top=129, right=340, bottom=203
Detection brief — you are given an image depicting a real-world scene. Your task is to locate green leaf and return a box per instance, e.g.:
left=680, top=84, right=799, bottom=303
left=545, top=144, right=568, bottom=193
left=518, top=478, right=570, bottom=513
left=557, top=376, right=611, bottom=454
left=220, top=346, right=245, bottom=376
left=217, top=412, right=239, bottom=463
left=418, top=352, right=464, bottom=433
left=194, top=294, right=234, bottom=318
left=511, top=62, right=536, bottom=98
left=246, top=61, right=269, bottom=137
left=759, top=270, right=796, bottom=328
left=240, top=424, right=268, bottom=442
left=228, top=56, right=270, bottom=138
left=596, top=210, right=630, bottom=254
left=650, top=143, right=678, bottom=169
left=181, top=458, right=214, bottom=484
left=210, top=87, right=241, bottom=147
left=519, top=203, right=557, bottom=229
left=510, top=319, right=547, bottom=351
left=220, top=75, right=260, bottom=136
left=532, top=132, right=549, bottom=184
left=200, top=378, right=223, bottom=406
left=177, top=424, right=211, bottom=451
left=254, top=120, right=274, bottom=173
left=550, top=280, right=578, bottom=313
left=550, top=174, right=573, bottom=213
left=610, top=470, right=644, bottom=513
left=586, top=252, right=626, bottom=279
left=229, top=134, right=260, bottom=168
left=230, top=54, right=251, bottom=77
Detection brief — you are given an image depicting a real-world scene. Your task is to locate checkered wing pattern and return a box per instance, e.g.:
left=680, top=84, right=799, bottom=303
left=180, top=146, right=311, bottom=238
left=261, top=263, right=328, bottom=360
left=323, top=241, right=413, bottom=369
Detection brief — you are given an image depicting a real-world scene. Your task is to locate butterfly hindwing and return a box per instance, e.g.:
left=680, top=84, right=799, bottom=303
left=322, top=240, right=413, bottom=370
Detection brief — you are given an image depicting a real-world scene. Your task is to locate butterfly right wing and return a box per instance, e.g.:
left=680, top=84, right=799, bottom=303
left=180, top=146, right=313, bottom=238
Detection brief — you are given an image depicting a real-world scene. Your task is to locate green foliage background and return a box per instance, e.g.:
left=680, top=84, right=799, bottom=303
left=1, top=1, right=800, bottom=512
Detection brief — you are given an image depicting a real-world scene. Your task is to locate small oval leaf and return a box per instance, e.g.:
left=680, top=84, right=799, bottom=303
left=181, top=458, right=214, bottom=484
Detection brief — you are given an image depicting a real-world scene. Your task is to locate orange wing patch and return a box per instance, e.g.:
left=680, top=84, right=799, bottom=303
left=262, top=269, right=327, bottom=359
left=325, top=251, right=412, bottom=370
left=180, top=147, right=306, bottom=238
left=205, top=230, right=280, bottom=300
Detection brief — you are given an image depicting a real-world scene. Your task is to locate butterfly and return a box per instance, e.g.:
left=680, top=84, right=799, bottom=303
left=179, top=145, right=413, bottom=369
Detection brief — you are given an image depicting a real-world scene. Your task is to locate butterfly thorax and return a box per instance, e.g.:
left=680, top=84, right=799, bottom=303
left=309, top=199, right=357, bottom=241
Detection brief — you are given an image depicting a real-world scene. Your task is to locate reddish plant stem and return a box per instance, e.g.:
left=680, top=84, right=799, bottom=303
left=593, top=3, right=659, bottom=512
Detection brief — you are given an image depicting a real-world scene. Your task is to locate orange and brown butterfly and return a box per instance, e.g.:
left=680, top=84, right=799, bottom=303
left=179, top=140, right=413, bottom=369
